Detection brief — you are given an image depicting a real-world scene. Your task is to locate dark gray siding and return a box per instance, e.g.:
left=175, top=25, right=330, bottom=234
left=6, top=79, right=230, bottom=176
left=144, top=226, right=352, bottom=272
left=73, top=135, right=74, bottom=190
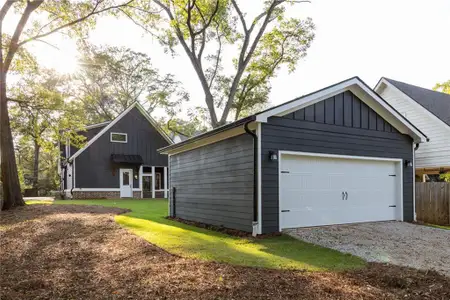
left=75, top=107, right=169, bottom=188
left=261, top=91, right=414, bottom=233
left=170, top=134, right=254, bottom=232
left=61, top=126, right=107, bottom=189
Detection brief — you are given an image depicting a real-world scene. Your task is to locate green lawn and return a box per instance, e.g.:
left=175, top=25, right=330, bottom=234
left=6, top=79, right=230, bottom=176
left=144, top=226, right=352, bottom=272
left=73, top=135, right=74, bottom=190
left=426, top=223, right=450, bottom=230
left=42, top=199, right=365, bottom=271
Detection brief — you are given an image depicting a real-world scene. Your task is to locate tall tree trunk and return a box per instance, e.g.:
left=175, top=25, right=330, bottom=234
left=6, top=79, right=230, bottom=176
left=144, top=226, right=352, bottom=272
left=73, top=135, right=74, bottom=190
left=0, top=71, right=25, bottom=210
left=32, top=140, right=40, bottom=190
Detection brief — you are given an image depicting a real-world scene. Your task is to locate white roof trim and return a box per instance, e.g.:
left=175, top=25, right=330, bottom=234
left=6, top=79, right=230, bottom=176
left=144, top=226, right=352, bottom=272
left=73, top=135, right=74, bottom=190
left=255, top=77, right=427, bottom=143
left=375, top=78, right=450, bottom=133
left=85, top=121, right=111, bottom=130
left=69, top=102, right=172, bottom=162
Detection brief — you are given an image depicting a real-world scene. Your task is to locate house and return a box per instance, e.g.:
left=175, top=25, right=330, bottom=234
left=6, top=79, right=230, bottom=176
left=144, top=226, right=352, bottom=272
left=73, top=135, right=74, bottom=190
left=375, top=78, right=450, bottom=181
left=158, top=77, right=428, bottom=235
left=60, top=102, right=172, bottom=199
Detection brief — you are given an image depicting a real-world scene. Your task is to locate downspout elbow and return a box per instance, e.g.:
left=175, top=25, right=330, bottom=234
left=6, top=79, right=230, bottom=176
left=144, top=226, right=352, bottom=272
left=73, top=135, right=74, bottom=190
left=244, top=121, right=258, bottom=237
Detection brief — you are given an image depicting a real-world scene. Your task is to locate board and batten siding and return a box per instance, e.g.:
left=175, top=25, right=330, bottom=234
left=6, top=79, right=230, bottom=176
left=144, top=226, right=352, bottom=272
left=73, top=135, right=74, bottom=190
left=261, top=91, right=414, bottom=234
left=75, top=107, right=169, bottom=189
left=169, top=134, right=254, bottom=232
left=378, top=86, right=450, bottom=168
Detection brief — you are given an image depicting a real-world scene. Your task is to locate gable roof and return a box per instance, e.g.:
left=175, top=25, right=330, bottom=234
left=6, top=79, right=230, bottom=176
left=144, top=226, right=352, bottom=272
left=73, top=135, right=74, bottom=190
left=69, top=102, right=172, bottom=162
left=85, top=121, right=111, bottom=130
left=159, top=76, right=428, bottom=154
left=381, top=78, right=450, bottom=127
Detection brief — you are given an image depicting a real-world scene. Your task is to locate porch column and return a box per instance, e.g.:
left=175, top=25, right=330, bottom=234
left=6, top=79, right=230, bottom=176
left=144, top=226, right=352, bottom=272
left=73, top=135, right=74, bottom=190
left=163, top=167, right=168, bottom=198
left=139, top=165, right=143, bottom=198
left=151, top=166, right=155, bottom=198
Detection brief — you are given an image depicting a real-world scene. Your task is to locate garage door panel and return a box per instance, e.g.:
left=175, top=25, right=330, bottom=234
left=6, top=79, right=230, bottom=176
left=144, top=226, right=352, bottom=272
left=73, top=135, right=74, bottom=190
left=280, top=154, right=401, bottom=229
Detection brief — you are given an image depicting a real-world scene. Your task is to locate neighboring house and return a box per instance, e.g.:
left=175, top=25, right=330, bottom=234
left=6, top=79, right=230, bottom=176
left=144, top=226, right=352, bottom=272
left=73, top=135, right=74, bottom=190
left=375, top=78, right=450, bottom=181
left=159, top=77, right=428, bottom=235
left=60, top=102, right=172, bottom=199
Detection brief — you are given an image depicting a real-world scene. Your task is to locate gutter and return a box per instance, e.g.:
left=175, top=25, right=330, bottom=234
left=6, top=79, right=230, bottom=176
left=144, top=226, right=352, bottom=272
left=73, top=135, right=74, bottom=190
left=244, top=121, right=259, bottom=237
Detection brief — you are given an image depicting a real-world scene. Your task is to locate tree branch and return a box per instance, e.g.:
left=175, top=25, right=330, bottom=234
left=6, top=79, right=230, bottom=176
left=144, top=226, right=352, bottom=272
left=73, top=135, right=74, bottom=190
left=193, top=0, right=219, bottom=36
left=4, top=0, right=44, bottom=73
left=0, top=0, right=18, bottom=22
left=17, top=0, right=136, bottom=48
left=220, top=0, right=283, bottom=124
left=153, top=0, right=219, bottom=126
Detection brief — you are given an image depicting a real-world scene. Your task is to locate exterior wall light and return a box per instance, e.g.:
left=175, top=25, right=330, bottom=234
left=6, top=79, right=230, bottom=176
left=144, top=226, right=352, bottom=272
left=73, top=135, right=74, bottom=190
left=269, top=151, right=278, bottom=161
left=404, top=160, right=413, bottom=167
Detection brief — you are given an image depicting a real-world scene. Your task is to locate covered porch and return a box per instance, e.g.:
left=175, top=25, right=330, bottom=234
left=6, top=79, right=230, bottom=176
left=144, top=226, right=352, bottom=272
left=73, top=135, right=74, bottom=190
left=139, top=165, right=168, bottom=199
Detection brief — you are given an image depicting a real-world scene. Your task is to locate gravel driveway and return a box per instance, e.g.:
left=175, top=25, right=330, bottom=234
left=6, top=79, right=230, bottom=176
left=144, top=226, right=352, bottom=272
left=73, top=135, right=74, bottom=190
left=285, top=221, right=450, bottom=277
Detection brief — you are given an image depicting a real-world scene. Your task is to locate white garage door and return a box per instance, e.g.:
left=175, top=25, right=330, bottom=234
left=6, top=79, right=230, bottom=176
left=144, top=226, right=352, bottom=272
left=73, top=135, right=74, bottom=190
left=279, top=153, right=402, bottom=229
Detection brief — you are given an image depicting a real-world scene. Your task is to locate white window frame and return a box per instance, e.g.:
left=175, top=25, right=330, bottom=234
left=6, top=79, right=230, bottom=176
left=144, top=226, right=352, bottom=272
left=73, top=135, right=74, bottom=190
left=110, top=132, right=128, bottom=143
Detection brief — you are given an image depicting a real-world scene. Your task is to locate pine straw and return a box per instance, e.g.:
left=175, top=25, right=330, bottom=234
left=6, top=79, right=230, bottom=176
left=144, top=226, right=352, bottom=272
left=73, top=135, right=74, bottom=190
left=1, top=205, right=449, bottom=300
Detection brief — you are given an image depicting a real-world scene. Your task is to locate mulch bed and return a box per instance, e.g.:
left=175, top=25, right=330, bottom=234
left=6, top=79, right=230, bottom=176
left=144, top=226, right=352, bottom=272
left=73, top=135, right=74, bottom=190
left=167, top=216, right=282, bottom=238
left=1, top=205, right=449, bottom=300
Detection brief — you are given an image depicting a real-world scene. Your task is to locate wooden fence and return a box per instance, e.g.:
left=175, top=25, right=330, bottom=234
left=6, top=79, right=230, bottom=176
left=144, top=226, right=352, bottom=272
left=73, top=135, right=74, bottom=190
left=415, top=182, right=450, bottom=225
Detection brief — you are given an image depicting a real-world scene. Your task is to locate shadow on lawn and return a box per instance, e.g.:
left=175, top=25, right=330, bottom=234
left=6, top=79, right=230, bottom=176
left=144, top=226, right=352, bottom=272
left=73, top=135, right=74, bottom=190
left=2, top=204, right=449, bottom=300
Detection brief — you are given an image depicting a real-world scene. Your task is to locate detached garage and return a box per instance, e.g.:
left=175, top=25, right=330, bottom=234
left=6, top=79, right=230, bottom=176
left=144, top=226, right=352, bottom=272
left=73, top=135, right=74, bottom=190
left=159, top=77, right=428, bottom=235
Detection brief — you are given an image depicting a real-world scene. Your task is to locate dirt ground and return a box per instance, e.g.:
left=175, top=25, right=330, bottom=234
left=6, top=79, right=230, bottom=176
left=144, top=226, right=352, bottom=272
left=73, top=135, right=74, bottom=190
left=1, top=205, right=449, bottom=300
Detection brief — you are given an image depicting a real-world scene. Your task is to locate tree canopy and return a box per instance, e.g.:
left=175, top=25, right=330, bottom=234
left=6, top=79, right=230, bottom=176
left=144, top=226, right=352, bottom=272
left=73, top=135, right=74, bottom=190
left=73, top=45, right=188, bottom=123
left=122, top=0, right=315, bottom=127
left=433, top=80, right=450, bottom=94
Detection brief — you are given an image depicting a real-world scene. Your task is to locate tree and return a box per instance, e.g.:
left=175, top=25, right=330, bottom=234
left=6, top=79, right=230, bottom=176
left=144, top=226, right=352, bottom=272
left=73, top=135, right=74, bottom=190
left=1, top=0, right=134, bottom=210
left=73, top=45, right=188, bottom=123
left=10, top=66, right=86, bottom=192
left=433, top=80, right=450, bottom=94
left=123, top=0, right=315, bottom=127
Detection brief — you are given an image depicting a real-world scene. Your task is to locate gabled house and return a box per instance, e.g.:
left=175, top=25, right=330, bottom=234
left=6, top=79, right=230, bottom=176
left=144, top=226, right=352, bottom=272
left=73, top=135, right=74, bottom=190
left=159, top=77, right=428, bottom=235
left=60, top=102, right=172, bottom=199
left=375, top=78, right=450, bottom=181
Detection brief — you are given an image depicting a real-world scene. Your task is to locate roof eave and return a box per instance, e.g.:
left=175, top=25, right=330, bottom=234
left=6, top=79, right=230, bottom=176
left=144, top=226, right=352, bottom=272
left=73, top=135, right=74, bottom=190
left=158, top=115, right=256, bottom=154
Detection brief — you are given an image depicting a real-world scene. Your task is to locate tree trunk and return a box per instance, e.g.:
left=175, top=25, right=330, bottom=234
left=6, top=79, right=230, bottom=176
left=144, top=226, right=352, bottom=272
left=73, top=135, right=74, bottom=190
left=0, top=71, right=25, bottom=210
left=32, top=140, right=40, bottom=190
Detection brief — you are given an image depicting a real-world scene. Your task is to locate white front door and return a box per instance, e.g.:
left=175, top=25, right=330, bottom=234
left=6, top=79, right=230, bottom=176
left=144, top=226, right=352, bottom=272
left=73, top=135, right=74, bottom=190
left=120, top=169, right=133, bottom=198
left=279, top=154, right=401, bottom=229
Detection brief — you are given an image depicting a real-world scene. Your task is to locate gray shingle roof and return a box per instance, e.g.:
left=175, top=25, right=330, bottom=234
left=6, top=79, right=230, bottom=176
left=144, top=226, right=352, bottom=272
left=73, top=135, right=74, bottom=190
left=385, top=78, right=450, bottom=127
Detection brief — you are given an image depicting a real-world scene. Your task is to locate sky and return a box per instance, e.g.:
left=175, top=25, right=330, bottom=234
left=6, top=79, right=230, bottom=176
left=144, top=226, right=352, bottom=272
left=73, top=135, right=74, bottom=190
left=6, top=0, right=450, bottom=117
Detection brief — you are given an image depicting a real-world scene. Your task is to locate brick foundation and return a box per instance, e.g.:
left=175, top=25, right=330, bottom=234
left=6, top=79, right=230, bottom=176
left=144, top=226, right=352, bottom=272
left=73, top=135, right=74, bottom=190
left=71, top=191, right=143, bottom=199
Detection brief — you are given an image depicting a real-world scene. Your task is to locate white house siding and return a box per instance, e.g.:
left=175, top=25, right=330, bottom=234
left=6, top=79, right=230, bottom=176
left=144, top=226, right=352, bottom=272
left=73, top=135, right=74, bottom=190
left=378, top=86, right=450, bottom=168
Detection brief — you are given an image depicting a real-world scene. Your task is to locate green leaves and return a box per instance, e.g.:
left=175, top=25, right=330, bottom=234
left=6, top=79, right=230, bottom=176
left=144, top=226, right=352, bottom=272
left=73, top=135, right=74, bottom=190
left=433, top=80, right=450, bottom=94
left=73, top=45, right=187, bottom=123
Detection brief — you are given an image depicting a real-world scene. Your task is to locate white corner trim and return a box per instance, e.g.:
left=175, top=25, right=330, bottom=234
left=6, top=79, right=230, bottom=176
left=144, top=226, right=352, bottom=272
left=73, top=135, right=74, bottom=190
left=68, top=102, right=173, bottom=162
left=412, top=142, right=417, bottom=221
left=110, top=132, right=128, bottom=143
left=256, top=122, right=262, bottom=235
left=255, top=77, right=427, bottom=143
left=375, top=78, right=450, bottom=134
left=151, top=166, right=156, bottom=199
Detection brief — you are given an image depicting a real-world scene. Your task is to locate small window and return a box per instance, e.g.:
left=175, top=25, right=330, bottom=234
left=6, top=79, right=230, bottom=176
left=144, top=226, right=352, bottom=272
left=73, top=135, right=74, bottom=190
left=110, top=132, right=127, bottom=143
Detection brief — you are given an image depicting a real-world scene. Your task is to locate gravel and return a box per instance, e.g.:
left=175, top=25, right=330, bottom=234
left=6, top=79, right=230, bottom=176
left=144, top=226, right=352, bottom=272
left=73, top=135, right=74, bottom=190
left=286, top=221, right=450, bottom=277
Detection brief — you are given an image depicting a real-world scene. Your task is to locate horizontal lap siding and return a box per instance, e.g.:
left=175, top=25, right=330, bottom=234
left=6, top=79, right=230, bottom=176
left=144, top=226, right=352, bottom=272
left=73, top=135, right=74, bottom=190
left=261, top=112, right=414, bottom=234
left=170, top=134, right=254, bottom=232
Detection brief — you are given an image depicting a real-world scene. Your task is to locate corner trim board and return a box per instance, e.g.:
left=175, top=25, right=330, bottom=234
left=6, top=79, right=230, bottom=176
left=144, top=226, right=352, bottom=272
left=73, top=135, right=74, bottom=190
left=256, top=122, right=262, bottom=235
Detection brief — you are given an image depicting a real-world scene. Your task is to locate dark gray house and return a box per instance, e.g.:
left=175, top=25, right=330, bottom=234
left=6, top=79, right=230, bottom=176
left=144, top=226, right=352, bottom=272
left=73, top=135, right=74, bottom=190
left=159, top=77, right=428, bottom=235
left=60, top=102, right=172, bottom=199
